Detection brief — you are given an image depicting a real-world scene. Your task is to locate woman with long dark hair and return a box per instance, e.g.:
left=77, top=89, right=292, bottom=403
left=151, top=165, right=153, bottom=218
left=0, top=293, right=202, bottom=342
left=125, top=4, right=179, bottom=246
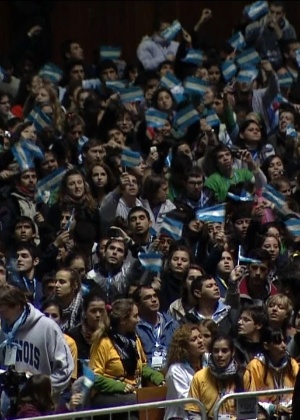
left=186, top=334, right=244, bottom=419
left=86, top=162, right=116, bottom=209
left=160, top=244, right=193, bottom=312
left=168, top=265, right=202, bottom=321
left=15, top=374, right=55, bottom=418
left=245, top=327, right=298, bottom=418
left=68, top=290, right=109, bottom=366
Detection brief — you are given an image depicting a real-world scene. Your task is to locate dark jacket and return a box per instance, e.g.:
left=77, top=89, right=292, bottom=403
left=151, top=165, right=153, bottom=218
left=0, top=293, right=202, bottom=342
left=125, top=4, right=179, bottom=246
left=234, top=337, right=264, bottom=369
left=68, top=323, right=91, bottom=377
left=180, top=301, right=239, bottom=336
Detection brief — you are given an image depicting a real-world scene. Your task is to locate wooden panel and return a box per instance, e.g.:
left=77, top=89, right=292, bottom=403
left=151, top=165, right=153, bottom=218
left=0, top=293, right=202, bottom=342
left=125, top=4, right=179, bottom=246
left=0, top=1, right=299, bottom=68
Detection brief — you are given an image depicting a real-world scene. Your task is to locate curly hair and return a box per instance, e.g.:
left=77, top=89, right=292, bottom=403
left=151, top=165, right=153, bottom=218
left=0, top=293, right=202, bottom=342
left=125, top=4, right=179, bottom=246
left=166, top=324, right=201, bottom=368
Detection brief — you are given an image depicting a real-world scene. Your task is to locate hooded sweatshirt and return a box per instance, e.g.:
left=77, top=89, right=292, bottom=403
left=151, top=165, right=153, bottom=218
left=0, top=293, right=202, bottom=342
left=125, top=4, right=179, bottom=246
left=0, top=304, right=74, bottom=393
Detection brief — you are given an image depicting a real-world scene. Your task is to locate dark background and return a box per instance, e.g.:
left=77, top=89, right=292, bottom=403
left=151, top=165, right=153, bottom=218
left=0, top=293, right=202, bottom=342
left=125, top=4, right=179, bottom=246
left=1, top=1, right=299, bottom=66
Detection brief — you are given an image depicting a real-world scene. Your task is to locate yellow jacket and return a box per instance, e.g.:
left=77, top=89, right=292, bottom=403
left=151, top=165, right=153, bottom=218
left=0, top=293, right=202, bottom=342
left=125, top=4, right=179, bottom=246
left=244, top=356, right=298, bottom=405
left=185, top=367, right=238, bottom=419
left=89, top=335, right=147, bottom=387
left=64, top=334, right=78, bottom=380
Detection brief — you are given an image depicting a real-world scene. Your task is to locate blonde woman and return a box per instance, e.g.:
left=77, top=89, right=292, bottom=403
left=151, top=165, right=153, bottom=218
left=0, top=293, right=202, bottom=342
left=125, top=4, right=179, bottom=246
left=266, top=293, right=293, bottom=336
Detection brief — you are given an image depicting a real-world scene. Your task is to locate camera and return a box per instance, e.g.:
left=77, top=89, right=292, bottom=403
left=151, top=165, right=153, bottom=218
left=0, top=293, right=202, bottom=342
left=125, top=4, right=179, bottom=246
left=0, top=365, right=28, bottom=395
left=230, top=146, right=242, bottom=159
left=0, top=365, right=29, bottom=418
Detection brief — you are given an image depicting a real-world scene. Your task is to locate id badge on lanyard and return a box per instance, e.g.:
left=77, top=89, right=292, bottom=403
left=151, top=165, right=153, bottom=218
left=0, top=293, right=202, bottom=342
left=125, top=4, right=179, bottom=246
left=4, top=345, right=17, bottom=366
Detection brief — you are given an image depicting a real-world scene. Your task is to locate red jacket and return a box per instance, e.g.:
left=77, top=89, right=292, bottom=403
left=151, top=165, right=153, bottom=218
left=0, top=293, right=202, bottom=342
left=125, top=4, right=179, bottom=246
left=239, top=276, right=277, bottom=306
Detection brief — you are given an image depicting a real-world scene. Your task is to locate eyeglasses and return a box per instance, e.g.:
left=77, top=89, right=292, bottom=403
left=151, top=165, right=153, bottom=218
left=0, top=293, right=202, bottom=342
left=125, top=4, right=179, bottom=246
left=0, top=101, right=10, bottom=105
left=188, top=181, right=203, bottom=185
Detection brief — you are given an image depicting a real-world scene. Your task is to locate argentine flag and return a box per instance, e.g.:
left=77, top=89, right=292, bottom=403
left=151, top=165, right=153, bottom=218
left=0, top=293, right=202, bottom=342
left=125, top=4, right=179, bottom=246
left=138, top=252, right=163, bottom=273
left=160, top=216, right=183, bottom=240
left=121, top=149, right=141, bottom=168
left=195, top=204, right=226, bottom=223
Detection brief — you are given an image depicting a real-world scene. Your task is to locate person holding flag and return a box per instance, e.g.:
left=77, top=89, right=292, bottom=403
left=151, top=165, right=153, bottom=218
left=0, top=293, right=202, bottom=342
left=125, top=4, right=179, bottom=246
left=227, top=248, right=277, bottom=309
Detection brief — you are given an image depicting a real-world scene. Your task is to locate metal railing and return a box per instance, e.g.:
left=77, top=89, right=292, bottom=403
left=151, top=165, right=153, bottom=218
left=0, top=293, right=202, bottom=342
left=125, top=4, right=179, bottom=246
left=213, top=387, right=294, bottom=419
left=23, top=397, right=207, bottom=420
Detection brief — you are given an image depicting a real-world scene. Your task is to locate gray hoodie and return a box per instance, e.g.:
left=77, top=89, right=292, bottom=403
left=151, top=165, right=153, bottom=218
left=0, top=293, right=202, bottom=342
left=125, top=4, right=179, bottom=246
left=0, top=304, right=74, bottom=393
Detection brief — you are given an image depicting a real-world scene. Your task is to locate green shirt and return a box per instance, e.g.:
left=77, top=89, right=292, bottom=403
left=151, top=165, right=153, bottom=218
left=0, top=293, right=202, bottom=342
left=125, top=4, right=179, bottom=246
left=204, top=169, right=254, bottom=202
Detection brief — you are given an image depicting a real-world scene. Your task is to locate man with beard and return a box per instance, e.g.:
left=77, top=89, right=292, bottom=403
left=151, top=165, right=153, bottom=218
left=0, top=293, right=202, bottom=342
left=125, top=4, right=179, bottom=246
left=233, top=249, right=277, bottom=307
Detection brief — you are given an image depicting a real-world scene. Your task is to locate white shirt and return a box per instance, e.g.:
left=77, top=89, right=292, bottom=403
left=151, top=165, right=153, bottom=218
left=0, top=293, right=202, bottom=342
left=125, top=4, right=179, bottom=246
left=164, top=362, right=195, bottom=420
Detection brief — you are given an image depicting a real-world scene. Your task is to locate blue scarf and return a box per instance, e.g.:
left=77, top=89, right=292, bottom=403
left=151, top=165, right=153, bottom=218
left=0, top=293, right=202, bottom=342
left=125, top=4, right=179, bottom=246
left=1, top=305, right=30, bottom=349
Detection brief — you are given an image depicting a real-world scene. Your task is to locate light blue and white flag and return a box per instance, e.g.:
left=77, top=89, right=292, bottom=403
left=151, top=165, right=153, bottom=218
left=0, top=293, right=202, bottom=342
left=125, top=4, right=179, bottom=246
left=21, top=140, right=44, bottom=160
left=295, top=49, right=300, bottom=68
left=228, top=32, right=246, bottom=51
left=171, top=85, right=187, bottom=104
left=121, top=149, right=141, bottom=168
left=278, top=73, right=293, bottom=88
left=161, top=20, right=182, bottom=41
left=100, top=46, right=122, bottom=61
left=11, top=143, right=33, bottom=172
left=82, top=362, right=95, bottom=392
left=27, top=107, right=53, bottom=132
left=83, top=78, right=102, bottom=91
left=105, top=80, right=126, bottom=92
left=160, top=216, right=183, bottom=240
left=11, top=140, right=44, bottom=172
left=120, top=86, right=144, bottom=103
left=165, top=150, right=172, bottom=168
left=36, top=167, right=67, bottom=204
left=39, top=63, right=63, bottom=84
left=195, top=203, right=226, bottom=223
left=160, top=72, right=181, bottom=89
left=236, top=66, right=259, bottom=83
left=286, top=124, right=297, bottom=138
left=182, top=49, right=203, bottom=66
left=0, top=66, right=8, bottom=82
left=236, top=48, right=261, bottom=67
left=174, top=104, right=199, bottom=130
left=184, top=76, right=208, bottom=97
left=78, top=135, right=89, bottom=153
left=238, top=246, right=262, bottom=265
left=244, top=1, right=269, bottom=21
left=262, top=184, right=285, bottom=208
left=222, top=60, right=237, bottom=82
left=284, top=218, right=300, bottom=237
left=145, top=108, right=168, bottom=128
left=37, top=167, right=67, bottom=193
left=205, top=109, right=220, bottom=128
left=138, top=252, right=163, bottom=273
left=227, top=189, right=254, bottom=202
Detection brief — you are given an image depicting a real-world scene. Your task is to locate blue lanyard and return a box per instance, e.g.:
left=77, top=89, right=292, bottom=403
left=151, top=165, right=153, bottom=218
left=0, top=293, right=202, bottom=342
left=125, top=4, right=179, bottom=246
left=154, top=324, right=161, bottom=347
left=0, top=307, right=28, bottom=349
left=22, top=277, right=36, bottom=299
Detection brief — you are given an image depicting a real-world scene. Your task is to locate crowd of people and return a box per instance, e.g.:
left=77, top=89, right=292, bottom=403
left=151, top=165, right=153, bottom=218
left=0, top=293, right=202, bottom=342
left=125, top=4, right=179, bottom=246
left=1, top=0, right=300, bottom=419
